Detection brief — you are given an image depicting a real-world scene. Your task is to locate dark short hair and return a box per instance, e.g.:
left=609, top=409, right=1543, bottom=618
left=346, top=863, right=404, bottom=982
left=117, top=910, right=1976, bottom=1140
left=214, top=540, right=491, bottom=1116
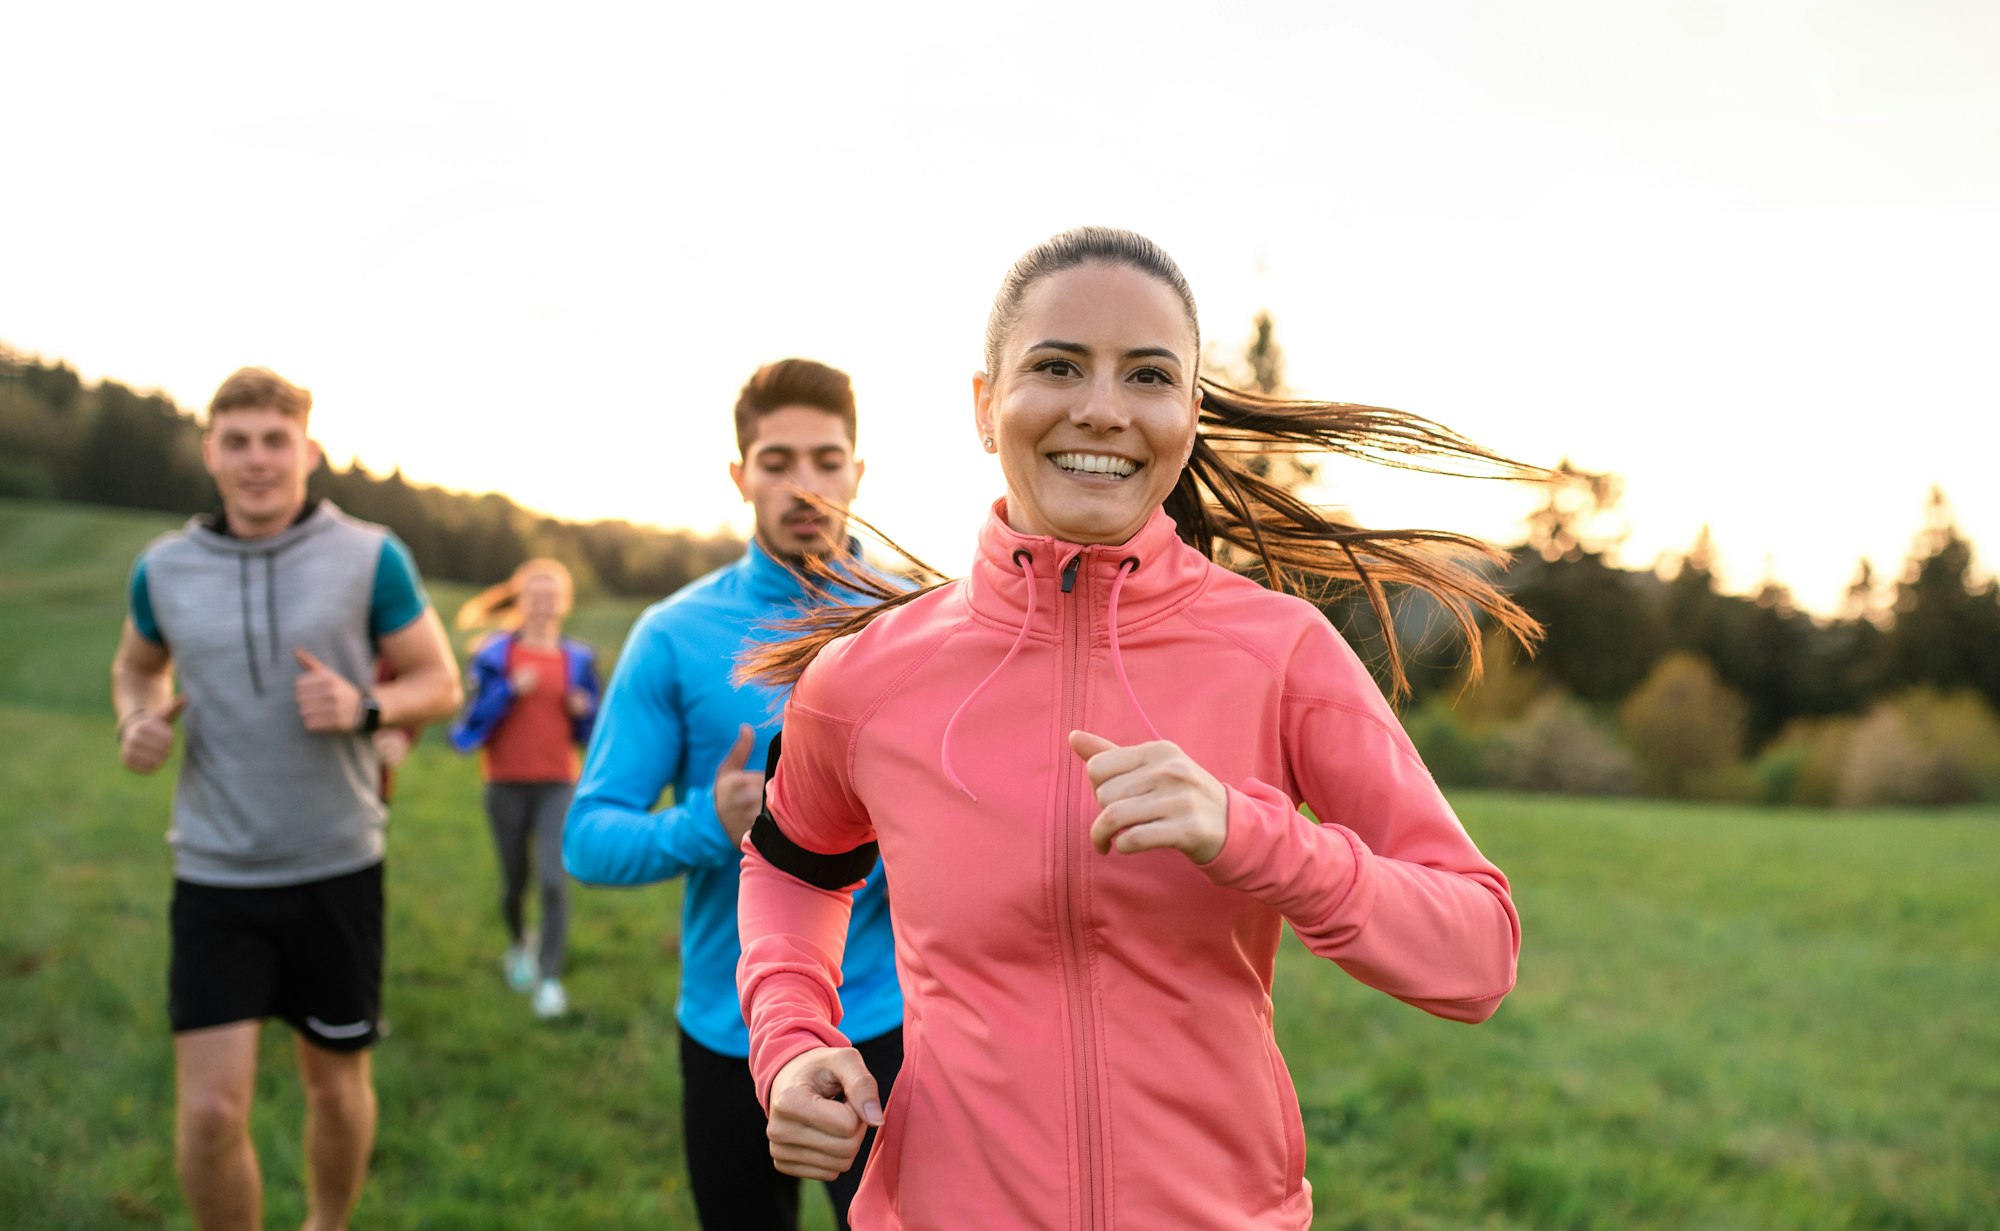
left=207, top=366, right=313, bottom=425
left=733, top=358, right=857, bottom=455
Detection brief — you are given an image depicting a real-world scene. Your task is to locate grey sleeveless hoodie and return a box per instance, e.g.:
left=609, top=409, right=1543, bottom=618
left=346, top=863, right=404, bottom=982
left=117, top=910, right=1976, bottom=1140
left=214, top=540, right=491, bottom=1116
left=137, top=501, right=395, bottom=887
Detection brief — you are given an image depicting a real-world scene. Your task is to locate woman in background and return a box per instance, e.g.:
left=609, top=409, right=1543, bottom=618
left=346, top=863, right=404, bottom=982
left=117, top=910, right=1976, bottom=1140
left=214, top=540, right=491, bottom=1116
left=451, top=558, right=600, bottom=1019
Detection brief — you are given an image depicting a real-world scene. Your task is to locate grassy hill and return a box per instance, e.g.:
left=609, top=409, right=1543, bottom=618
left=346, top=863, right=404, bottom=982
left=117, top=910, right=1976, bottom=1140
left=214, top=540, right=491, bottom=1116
left=3, top=499, right=1996, bottom=1230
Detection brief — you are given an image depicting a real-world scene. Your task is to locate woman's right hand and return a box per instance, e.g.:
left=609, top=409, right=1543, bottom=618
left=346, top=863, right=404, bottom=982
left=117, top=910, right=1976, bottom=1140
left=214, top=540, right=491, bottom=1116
left=766, top=1045, right=884, bottom=1180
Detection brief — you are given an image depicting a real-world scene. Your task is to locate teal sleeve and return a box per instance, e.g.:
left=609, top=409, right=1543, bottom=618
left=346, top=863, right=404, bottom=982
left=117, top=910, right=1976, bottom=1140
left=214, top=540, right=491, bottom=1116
left=129, top=555, right=163, bottom=644
left=370, top=536, right=429, bottom=638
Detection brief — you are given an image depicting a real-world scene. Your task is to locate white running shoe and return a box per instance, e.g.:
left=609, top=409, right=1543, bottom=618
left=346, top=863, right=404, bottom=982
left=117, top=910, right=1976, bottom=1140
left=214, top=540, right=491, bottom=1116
left=532, top=978, right=568, bottom=1019
left=504, top=944, right=538, bottom=993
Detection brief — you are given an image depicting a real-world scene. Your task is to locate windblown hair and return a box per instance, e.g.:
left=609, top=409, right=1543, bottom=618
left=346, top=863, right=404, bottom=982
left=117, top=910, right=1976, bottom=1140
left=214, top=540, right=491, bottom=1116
left=455, top=557, right=574, bottom=633
left=208, top=366, right=312, bottom=425
left=742, top=227, right=1546, bottom=699
left=734, top=358, right=858, bottom=456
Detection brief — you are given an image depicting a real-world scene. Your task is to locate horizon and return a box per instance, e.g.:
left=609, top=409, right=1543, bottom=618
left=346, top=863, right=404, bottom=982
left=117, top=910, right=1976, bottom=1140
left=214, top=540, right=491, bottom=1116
left=4, top=336, right=1992, bottom=619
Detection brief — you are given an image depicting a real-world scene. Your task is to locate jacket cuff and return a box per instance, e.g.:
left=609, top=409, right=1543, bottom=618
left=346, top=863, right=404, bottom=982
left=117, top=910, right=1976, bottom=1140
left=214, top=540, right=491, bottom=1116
left=745, top=977, right=853, bottom=1110
left=666, top=787, right=739, bottom=867
left=1200, top=780, right=1367, bottom=925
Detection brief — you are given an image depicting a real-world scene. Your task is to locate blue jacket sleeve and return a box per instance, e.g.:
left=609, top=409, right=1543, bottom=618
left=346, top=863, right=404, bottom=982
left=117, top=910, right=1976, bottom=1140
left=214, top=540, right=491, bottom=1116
left=448, top=637, right=515, bottom=753
left=565, top=640, right=603, bottom=747
left=563, top=614, right=738, bottom=885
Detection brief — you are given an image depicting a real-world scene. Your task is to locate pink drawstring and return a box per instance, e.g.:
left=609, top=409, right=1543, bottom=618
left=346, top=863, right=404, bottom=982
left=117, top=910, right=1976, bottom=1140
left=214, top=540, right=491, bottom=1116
left=940, top=549, right=1039, bottom=801
left=1104, top=558, right=1162, bottom=743
left=940, top=552, right=1159, bottom=800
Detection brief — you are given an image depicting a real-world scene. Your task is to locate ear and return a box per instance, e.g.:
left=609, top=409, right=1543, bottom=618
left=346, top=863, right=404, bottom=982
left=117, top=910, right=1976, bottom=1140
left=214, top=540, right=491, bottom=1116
left=728, top=458, right=751, bottom=502
left=304, top=436, right=324, bottom=473
left=200, top=429, right=218, bottom=476
left=851, top=456, right=866, bottom=493
left=1183, top=386, right=1202, bottom=465
left=971, top=371, right=994, bottom=446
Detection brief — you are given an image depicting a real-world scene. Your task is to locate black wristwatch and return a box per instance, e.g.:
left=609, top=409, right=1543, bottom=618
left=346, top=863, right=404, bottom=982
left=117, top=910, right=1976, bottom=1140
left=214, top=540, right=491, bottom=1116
left=355, top=695, right=383, bottom=734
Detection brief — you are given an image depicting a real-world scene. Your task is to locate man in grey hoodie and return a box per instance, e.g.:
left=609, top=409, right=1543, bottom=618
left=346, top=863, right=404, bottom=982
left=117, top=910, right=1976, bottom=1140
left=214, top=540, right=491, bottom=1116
left=111, top=366, right=462, bottom=1231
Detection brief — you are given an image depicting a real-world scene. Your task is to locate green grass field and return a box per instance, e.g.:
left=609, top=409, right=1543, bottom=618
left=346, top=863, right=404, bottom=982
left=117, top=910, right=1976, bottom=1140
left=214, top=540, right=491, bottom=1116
left=4, top=499, right=1997, bottom=1230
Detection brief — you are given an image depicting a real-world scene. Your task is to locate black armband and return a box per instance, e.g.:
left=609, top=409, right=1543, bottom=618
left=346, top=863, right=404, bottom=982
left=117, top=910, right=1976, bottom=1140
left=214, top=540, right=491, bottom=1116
left=747, top=731, right=880, bottom=890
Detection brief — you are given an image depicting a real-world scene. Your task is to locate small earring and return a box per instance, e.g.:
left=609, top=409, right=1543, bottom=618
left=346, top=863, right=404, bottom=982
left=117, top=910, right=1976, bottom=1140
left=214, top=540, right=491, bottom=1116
left=982, top=436, right=995, bottom=452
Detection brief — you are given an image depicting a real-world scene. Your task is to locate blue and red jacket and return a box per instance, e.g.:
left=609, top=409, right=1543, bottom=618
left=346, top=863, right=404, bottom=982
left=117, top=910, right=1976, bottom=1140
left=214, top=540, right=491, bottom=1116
left=449, top=631, right=602, bottom=753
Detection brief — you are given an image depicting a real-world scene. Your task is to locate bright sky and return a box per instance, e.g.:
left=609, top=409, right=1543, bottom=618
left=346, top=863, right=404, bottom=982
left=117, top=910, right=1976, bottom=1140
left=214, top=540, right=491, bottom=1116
left=6, top=1, right=1996, bottom=615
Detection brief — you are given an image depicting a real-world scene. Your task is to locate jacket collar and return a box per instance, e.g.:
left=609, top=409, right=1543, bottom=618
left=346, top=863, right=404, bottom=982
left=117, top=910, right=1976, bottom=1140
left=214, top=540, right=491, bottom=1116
left=965, top=499, right=1211, bottom=637
left=471, top=629, right=582, bottom=670
left=738, top=535, right=869, bottom=609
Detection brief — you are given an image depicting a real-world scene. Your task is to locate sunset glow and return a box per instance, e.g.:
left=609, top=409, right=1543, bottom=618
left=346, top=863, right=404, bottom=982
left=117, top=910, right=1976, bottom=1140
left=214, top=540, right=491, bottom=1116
left=4, top=2, right=1994, bottom=614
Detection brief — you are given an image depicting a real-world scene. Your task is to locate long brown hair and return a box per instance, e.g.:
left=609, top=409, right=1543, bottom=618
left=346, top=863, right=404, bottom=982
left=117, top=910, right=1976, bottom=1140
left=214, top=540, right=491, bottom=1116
left=741, top=227, right=1546, bottom=699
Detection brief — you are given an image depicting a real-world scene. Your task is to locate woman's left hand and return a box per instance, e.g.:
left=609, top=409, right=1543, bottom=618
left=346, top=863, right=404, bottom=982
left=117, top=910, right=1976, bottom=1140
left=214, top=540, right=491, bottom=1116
left=1069, top=731, right=1228, bottom=865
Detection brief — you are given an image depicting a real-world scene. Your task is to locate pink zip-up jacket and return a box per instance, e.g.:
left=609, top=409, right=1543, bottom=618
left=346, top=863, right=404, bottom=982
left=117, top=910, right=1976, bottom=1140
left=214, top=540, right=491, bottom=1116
left=738, top=502, right=1519, bottom=1230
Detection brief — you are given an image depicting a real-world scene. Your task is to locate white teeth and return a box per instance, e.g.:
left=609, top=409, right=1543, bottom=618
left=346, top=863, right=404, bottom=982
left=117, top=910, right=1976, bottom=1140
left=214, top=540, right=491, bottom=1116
left=1051, top=452, right=1138, bottom=478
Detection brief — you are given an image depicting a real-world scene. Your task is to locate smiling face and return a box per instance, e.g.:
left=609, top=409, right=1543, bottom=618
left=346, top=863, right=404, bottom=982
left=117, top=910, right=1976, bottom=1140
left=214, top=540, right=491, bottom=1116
left=729, top=404, right=866, bottom=562
left=974, top=262, right=1201, bottom=546
left=517, top=568, right=571, bottom=625
left=201, top=405, right=321, bottom=538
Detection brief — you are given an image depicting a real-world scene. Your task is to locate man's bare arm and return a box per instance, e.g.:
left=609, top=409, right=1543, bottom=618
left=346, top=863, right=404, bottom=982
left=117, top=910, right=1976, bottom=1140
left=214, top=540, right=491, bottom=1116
left=112, top=620, right=180, bottom=772
left=373, top=608, right=463, bottom=727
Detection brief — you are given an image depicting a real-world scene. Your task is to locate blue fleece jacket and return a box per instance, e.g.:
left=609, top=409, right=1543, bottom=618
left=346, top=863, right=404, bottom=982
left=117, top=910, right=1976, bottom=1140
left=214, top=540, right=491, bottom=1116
left=448, top=632, right=601, bottom=754
left=563, top=540, right=902, bottom=1056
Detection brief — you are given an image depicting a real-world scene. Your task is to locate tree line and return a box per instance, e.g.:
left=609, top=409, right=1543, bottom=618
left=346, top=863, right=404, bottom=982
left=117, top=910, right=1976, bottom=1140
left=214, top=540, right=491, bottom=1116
left=0, top=345, right=743, bottom=597
left=1345, top=476, right=2000, bottom=807
left=1203, top=316, right=2000, bottom=807
left=10, top=338, right=2000, bottom=804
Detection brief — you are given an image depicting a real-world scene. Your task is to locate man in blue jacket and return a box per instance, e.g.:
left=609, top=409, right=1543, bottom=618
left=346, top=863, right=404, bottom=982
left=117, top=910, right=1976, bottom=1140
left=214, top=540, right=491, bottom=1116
left=564, top=358, right=901, bottom=1231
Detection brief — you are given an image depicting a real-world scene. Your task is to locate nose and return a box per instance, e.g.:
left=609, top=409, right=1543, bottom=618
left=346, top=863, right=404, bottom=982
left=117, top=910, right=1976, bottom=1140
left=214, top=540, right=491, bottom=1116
left=790, top=461, right=835, bottom=500
left=1071, top=373, right=1130, bottom=433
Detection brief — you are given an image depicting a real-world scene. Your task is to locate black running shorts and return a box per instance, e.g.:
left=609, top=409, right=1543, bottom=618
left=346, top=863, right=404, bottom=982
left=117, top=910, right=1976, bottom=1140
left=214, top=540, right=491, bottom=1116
left=168, top=861, right=385, bottom=1051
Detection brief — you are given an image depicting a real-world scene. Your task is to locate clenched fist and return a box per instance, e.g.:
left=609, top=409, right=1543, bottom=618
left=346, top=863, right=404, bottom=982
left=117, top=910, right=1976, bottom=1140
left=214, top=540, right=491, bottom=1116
left=714, top=724, right=766, bottom=847
left=765, top=1046, right=884, bottom=1180
left=294, top=648, right=363, bottom=733
left=119, top=696, right=187, bottom=773
left=373, top=727, right=412, bottom=769
left=1069, top=730, right=1229, bottom=865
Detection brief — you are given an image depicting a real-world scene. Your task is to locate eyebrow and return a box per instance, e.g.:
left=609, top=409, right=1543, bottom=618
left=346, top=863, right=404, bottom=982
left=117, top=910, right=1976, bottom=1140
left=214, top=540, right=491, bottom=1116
left=1029, top=340, right=1183, bottom=364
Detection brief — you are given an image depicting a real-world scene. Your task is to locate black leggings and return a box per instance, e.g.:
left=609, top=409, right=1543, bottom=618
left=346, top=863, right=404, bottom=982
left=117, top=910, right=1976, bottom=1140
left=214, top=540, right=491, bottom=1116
left=678, top=1025, right=904, bottom=1231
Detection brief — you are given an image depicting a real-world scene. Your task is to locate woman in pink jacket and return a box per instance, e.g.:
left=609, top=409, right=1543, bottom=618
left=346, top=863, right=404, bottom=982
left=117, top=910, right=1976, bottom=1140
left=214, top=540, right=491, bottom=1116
left=736, top=227, right=1540, bottom=1230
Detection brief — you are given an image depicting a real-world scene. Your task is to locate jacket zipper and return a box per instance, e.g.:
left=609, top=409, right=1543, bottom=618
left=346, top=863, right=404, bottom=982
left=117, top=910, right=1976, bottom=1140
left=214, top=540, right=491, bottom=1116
left=1054, top=550, right=1101, bottom=1229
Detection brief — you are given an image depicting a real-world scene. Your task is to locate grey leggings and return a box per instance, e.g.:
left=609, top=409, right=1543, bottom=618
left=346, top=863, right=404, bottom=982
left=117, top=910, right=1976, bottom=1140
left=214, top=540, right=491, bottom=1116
left=482, top=781, right=573, bottom=978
